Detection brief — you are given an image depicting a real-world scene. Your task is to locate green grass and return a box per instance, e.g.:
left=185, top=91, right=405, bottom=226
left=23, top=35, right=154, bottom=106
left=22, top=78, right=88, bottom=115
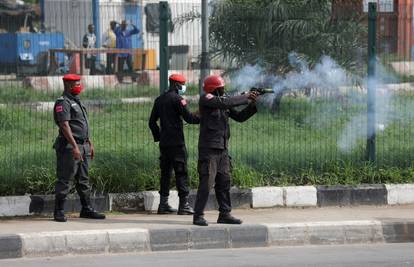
left=2, top=87, right=414, bottom=196
left=0, top=83, right=200, bottom=104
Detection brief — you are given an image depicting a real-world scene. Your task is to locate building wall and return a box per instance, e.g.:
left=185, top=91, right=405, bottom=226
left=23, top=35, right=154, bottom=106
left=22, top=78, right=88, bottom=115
left=43, top=0, right=93, bottom=48
left=43, top=0, right=201, bottom=68
left=397, top=0, right=413, bottom=59
left=44, top=0, right=143, bottom=48
left=141, top=0, right=202, bottom=68
left=333, top=0, right=413, bottom=60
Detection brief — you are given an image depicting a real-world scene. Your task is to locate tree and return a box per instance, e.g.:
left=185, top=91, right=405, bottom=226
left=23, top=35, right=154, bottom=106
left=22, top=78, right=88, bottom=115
left=209, top=0, right=366, bottom=75
left=206, top=0, right=367, bottom=111
left=174, top=0, right=366, bottom=110
left=175, top=0, right=366, bottom=73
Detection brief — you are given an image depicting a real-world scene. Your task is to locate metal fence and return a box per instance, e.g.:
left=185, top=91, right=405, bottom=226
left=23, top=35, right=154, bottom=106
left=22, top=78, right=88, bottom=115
left=1, top=0, right=414, bottom=196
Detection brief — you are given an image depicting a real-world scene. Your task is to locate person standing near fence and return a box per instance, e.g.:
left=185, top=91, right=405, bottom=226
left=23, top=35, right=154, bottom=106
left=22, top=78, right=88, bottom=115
left=102, top=21, right=117, bottom=74
left=114, top=20, right=139, bottom=74
left=82, top=24, right=97, bottom=75
left=193, top=75, right=259, bottom=226
left=52, top=74, right=105, bottom=222
left=149, top=74, right=200, bottom=215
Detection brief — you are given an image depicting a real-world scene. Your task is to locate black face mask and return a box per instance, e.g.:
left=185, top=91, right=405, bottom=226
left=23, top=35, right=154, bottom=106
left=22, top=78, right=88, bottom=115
left=215, top=88, right=224, bottom=96
left=170, top=82, right=180, bottom=92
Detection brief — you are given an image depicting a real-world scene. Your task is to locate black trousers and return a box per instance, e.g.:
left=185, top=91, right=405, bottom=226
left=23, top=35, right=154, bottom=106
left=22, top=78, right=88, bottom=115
left=106, top=53, right=116, bottom=74
left=159, top=145, right=190, bottom=199
left=85, top=56, right=96, bottom=75
left=55, top=143, right=91, bottom=207
left=118, top=55, right=133, bottom=73
left=194, top=148, right=232, bottom=216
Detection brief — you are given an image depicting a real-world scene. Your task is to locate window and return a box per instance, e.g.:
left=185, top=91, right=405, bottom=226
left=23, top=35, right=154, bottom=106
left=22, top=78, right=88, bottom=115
left=363, top=0, right=394, bottom=12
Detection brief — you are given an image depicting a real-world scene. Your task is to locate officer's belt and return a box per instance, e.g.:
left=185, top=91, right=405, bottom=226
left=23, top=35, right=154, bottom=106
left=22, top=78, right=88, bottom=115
left=74, top=138, right=88, bottom=145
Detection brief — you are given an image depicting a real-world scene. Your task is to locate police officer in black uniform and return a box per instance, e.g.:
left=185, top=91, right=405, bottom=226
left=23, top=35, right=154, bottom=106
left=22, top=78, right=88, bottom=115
left=149, top=74, right=200, bottom=215
left=193, top=75, right=259, bottom=226
left=53, top=74, right=105, bottom=222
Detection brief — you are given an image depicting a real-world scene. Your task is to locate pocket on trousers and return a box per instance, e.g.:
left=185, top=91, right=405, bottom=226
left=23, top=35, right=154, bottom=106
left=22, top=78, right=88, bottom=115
left=84, top=144, right=92, bottom=158
left=228, top=155, right=233, bottom=173
left=197, top=160, right=210, bottom=177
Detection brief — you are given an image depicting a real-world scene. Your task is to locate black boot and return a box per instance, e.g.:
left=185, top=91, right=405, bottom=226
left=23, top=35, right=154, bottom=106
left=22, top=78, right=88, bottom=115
left=217, top=213, right=242, bottom=224
left=157, top=196, right=177, bottom=214
left=80, top=206, right=106, bottom=219
left=177, top=196, right=194, bottom=215
left=193, top=215, right=208, bottom=226
left=53, top=198, right=67, bottom=222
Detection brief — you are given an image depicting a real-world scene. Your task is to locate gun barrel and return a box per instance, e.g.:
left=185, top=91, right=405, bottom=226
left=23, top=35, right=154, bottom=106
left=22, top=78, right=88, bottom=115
left=259, top=88, right=275, bottom=94
left=241, top=88, right=275, bottom=95
left=251, top=88, right=274, bottom=94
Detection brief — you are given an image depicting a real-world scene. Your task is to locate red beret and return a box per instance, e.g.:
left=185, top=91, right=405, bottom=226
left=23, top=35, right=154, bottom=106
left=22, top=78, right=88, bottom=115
left=169, top=74, right=186, bottom=84
left=63, top=74, right=81, bottom=81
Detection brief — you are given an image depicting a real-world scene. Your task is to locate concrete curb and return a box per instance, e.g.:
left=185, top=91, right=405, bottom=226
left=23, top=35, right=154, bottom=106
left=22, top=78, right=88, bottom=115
left=17, top=229, right=150, bottom=258
left=112, top=188, right=252, bottom=213
left=265, top=220, right=385, bottom=246
left=385, top=184, right=414, bottom=205
left=317, top=184, right=387, bottom=207
left=0, top=196, right=31, bottom=217
left=29, top=195, right=109, bottom=215
left=2, top=183, right=414, bottom=217
left=2, top=220, right=414, bottom=259
left=251, top=186, right=317, bottom=208
left=284, top=186, right=317, bottom=207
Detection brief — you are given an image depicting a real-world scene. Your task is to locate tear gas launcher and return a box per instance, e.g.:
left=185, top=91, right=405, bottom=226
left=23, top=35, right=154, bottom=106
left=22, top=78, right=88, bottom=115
left=242, top=87, right=275, bottom=95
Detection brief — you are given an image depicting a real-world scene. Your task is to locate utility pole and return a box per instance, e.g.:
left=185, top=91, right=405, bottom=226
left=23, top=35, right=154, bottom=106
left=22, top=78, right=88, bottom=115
left=92, top=0, right=101, bottom=49
left=199, top=0, right=210, bottom=94
left=366, top=2, right=377, bottom=162
left=159, top=1, right=169, bottom=94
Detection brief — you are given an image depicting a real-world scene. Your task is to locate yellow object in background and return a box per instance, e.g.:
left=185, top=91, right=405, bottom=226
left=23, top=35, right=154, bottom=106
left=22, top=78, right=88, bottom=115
left=134, top=49, right=157, bottom=70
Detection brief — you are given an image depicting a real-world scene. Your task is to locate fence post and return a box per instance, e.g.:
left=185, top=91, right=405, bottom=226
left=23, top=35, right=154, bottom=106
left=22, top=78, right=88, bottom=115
left=40, top=0, right=45, bottom=29
left=199, top=0, right=210, bottom=94
left=366, top=2, right=377, bottom=162
left=92, top=0, right=101, bottom=49
left=159, top=1, right=169, bottom=94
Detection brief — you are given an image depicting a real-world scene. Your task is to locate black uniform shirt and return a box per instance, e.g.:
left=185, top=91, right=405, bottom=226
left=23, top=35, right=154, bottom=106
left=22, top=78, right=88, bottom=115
left=198, top=93, right=257, bottom=150
left=149, top=90, right=200, bottom=147
left=53, top=92, right=90, bottom=141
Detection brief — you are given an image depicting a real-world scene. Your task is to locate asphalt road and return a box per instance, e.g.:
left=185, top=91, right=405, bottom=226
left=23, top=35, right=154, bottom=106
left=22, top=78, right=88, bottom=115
left=2, top=243, right=414, bottom=267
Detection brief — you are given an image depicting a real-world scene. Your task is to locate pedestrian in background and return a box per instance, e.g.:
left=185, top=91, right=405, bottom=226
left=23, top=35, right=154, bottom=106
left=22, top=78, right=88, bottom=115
left=82, top=24, right=97, bottom=75
left=102, top=21, right=117, bottom=74
left=114, top=20, right=139, bottom=74
left=149, top=74, right=200, bottom=215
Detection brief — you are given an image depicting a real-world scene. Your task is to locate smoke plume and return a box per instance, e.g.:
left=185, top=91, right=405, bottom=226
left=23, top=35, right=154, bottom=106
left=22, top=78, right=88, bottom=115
left=230, top=53, right=396, bottom=153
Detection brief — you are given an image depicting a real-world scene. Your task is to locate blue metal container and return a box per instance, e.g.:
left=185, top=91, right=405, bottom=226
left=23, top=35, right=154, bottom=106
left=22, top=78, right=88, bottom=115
left=0, top=32, right=64, bottom=74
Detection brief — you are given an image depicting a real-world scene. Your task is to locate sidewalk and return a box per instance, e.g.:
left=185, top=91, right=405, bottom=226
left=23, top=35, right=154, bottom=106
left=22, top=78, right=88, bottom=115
left=1, top=205, right=414, bottom=234
left=1, top=205, right=414, bottom=259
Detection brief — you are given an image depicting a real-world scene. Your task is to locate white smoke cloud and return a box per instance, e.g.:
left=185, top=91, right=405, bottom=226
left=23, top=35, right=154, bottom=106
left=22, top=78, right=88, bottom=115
left=230, top=53, right=348, bottom=96
left=338, top=66, right=395, bottom=153
left=230, top=64, right=266, bottom=91
left=230, top=53, right=396, bottom=154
